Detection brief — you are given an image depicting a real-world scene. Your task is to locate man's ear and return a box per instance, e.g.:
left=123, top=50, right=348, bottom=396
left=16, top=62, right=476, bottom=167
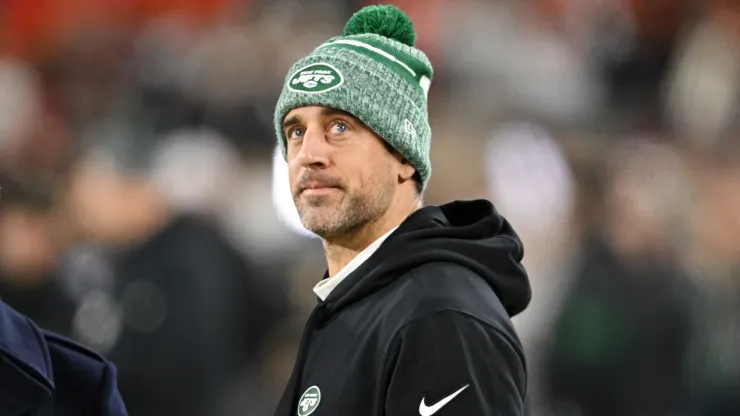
left=398, top=157, right=416, bottom=182
left=383, top=142, right=416, bottom=182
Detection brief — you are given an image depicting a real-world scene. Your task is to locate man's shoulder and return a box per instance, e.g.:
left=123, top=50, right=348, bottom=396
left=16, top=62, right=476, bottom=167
left=0, top=299, right=126, bottom=415
left=385, top=262, right=516, bottom=335
left=42, top=330, right=109, bottom=373
left=40, top=330, right=127, bottom=414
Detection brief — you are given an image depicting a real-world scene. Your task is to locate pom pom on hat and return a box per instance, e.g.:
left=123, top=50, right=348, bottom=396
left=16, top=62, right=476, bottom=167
left=343, top=5, right=416, bottom=47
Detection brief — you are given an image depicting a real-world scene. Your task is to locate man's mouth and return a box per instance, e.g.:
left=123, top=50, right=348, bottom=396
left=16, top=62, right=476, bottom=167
left=302, top=185, right=340, bottom=195
left=300, top=179, right=340, bottom=191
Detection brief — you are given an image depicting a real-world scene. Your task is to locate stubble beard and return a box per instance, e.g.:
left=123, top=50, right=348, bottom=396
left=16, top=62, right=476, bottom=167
left=295, top=177, right=395, bottom=240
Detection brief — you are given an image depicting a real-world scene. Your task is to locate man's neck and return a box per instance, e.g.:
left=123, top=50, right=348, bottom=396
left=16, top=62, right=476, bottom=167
left=323, top=198, right=420, bottom=277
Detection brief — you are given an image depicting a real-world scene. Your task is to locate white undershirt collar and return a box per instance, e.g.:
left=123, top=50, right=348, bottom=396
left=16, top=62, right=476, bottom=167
left=313, top=227, right=398, bottom=301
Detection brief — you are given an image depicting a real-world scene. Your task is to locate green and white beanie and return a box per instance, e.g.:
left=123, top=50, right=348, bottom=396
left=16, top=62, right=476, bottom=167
left=274, top=5, right=434, bottom=188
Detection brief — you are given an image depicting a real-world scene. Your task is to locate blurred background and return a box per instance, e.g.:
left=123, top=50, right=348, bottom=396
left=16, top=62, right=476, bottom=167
left=0, top=0, right=739, bottom=415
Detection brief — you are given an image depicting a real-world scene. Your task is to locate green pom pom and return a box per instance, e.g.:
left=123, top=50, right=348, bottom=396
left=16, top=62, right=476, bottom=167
left=343, top=5, right=416, bottom=47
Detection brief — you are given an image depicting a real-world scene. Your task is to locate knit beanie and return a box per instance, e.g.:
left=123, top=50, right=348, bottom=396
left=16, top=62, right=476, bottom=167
left=274, top=5, right=434, bottom=188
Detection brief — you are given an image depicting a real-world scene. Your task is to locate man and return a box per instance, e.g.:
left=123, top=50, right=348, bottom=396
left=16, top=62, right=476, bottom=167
left=60, top=150, right=288, bottom=416
left=0, top=298, right=127, bottom=415
left=273, top=5, right=531, bottom=416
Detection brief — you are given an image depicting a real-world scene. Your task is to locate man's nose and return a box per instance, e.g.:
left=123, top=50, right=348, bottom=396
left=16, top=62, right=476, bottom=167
left=295, top=126, right=331, bottom=169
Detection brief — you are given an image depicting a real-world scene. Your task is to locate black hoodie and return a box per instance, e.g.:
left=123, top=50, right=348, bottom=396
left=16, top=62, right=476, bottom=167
left=274, top=200, right=531, bottom=416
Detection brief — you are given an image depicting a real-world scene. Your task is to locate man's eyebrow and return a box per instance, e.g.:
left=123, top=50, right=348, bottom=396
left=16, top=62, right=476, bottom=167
left=283, top=115, right=301, bottom=130
left=321, top=107, right=355, bottom=119
left=322, top=107, right=370, bottom=129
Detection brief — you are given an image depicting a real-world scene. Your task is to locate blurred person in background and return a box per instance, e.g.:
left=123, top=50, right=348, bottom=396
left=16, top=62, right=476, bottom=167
left=682, top=144, right=740, bottom=416
left=481, top=122, right=579, bottom=415
left=439, top=0, right=604, bottom=127
left=0, top=172, right=77, bottom=337
left=665, top=0, right=740, bottom=144
left=596, top=0, right=688, bottom=124
left=273, top=5, right=531, bottom=416
left=542, top=140, right=695, bottom=416
left=0, top=176, right=128, bottom=415
left=60, top=149, right=288, bottom=416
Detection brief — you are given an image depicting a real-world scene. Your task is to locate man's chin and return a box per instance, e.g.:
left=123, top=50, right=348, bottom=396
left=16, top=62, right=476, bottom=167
left=301, top=222, right=336, bottom=239
left=296, top=189, right=343, bottom=208
left=298, top=211, right=345, bottom=238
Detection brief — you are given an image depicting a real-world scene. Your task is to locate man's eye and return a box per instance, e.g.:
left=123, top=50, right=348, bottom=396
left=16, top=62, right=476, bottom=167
left=331, top=121, right=349, bottom=134
left=289, top=128, right=305, bottom=139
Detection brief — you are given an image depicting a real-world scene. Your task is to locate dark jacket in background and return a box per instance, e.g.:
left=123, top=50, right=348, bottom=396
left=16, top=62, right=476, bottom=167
left=543, top=236, right=694, bottom=416
left=274, top=200, right=532, bottom=416
left=0, top=298, right=127, bottom=416
left=107, top=215, right=288, bottom=416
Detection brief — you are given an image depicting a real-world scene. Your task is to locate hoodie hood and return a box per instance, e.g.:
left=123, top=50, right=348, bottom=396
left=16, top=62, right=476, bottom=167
left=322, top=199, right=531, bottom=318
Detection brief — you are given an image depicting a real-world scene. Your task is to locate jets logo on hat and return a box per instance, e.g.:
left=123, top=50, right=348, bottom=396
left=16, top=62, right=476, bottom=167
left=288, top=63, right=344, bottom=94
left=297, top=385, right=321, bottom=416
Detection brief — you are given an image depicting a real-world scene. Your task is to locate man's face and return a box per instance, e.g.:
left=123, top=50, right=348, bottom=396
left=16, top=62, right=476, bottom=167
left=0, top=205, right=57, bottom=280
left=283, top=106, right=400, bottom=239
